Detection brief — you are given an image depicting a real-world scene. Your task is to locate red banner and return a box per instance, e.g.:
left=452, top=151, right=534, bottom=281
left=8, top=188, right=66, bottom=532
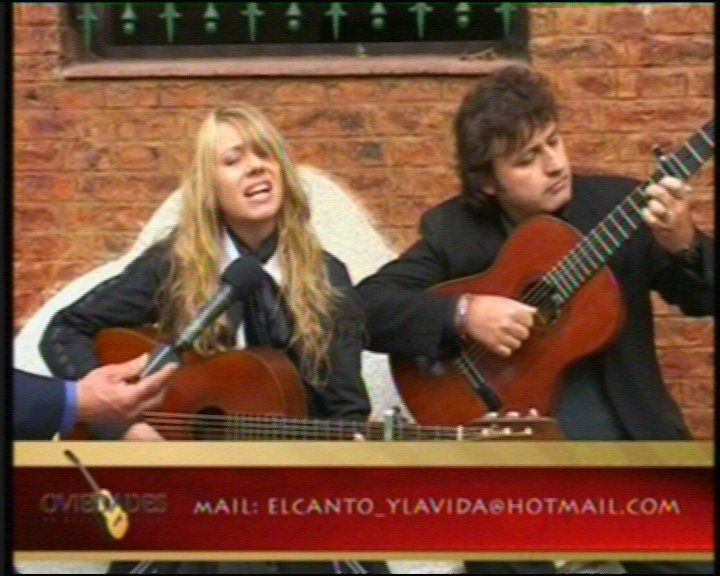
left=14, top=466, right=712, bottom=553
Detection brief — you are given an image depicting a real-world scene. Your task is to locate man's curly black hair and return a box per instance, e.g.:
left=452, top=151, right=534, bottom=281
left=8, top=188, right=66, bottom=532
left=455, top=64, right=559, bottom=214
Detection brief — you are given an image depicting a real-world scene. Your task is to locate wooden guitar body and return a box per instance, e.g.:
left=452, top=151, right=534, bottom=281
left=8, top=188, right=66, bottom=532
left=391, top=216, right=625, bottom=425
left=93, top=327, right=307, bottom=439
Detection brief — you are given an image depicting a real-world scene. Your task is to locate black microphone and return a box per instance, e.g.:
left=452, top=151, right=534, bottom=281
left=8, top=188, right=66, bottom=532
left=139, top=256, right=265, bottom=378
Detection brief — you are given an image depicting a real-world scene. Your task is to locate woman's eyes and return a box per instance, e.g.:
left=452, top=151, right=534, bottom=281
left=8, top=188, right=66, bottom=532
left=222, top=154, right=242, bottom=166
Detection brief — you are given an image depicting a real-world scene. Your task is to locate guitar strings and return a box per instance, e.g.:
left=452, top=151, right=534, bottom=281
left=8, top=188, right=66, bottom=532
left=459, top=184, right=651, bottom=365
left=460, top=184, right=651, bottom=365
left=519, top=128, right=712, bottom=312
left=143, top=412, right=440, bottom=439
left=139, top=412, right=535, bottom=440
left=531, top=128, right=710, bottom=308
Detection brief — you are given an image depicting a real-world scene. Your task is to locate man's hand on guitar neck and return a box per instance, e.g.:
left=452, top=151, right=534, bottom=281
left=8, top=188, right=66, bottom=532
left=642, top=175, right=697, bottom=255
left=457, top=294, right=536, bottom=358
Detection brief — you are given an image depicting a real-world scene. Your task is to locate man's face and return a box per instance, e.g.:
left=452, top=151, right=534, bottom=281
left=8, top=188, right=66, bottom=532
left=486, top=122, right=572, bottom=223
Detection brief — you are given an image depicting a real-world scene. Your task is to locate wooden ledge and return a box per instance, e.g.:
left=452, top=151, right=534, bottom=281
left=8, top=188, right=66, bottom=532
left=62, top=55, right=521, bottom=79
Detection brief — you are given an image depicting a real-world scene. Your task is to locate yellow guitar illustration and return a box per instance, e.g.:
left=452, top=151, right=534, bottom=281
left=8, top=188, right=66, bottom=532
left=64, top=449, right=129, bottom=540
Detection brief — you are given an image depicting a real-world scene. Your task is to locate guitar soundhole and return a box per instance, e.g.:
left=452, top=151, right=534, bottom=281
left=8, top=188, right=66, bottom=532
left=521, top=281, right=562, bottom=328
left=192, top=406, right=226, bottom=440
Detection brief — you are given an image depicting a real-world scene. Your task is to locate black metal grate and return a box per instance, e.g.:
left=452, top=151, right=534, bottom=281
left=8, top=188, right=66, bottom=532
left=70, top=2, right=528, bottom=59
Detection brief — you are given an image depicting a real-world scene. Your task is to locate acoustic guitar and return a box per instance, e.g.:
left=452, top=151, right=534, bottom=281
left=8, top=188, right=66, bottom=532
left=81, top=326, right=562, bottom=441
left=391, top=121, right=715, bottom=426
left=63, top=449, right=130, bottom=540
left=90, top=327, right=560, bottom=576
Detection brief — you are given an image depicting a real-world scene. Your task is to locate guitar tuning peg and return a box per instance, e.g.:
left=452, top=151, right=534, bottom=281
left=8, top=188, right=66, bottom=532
left=485, top=411, right=499, bottom=419
left=505, top=410, right=520, bottom=418
left=528, top=407, right=539, bottom=417
left=502, top=426, right=512, bottom=435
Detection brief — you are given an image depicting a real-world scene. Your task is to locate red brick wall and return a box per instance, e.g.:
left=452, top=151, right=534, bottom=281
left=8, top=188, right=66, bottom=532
left=13, top=4, right=714, bottom=438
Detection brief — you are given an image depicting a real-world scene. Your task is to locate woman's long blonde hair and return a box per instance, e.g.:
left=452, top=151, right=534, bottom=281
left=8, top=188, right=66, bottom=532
left=158, top=105, right=338, bottom=387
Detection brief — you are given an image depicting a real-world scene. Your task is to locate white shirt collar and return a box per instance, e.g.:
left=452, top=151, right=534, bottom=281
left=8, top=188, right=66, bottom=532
left=220, top=228, right=282, bottom=285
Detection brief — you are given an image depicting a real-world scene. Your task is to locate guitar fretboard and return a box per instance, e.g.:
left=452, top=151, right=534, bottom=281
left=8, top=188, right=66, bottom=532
left=64, top=449, right=102, bottom=492
left=143, top=411, right=545, bottom=441
left=535, top=121, right=714, bottom=305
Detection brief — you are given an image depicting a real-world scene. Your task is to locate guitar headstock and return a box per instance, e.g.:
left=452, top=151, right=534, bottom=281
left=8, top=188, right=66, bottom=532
left=467, top=409, right=564, bottom=440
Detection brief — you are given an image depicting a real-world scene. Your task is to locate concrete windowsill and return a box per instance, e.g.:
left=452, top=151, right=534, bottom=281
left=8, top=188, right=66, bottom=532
left=62, top=55, right=523, bottom=79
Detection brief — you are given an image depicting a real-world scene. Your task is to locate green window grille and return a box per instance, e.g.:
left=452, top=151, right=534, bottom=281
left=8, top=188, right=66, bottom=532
left=70, top=3, right=528, bottom=59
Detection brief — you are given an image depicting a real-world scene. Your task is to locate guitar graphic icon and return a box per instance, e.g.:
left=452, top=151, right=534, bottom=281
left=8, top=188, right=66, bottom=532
left=64, top=449, right=129, bottom=540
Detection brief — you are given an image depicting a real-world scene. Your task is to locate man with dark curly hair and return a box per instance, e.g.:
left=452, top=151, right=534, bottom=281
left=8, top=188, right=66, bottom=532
left=358, top=64, right=714, bottom=574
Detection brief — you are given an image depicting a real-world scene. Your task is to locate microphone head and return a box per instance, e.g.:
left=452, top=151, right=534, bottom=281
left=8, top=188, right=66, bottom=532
left=221, top=257, right=265, bottom=299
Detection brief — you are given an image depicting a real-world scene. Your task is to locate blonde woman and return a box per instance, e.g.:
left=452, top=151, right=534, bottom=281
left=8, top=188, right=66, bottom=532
left=40, top=106, right=387, bottom=575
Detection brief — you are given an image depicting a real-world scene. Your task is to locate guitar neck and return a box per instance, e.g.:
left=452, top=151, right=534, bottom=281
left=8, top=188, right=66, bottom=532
left=543, top=121, right=714, bottom=304
left=199, top=414, right=468, bottom=441
left=143, top=412, right=551, bottom=441
left=64, top=449, right=102, bottom=493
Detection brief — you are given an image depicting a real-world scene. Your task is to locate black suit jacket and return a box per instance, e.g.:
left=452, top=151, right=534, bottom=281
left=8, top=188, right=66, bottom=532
left=13, top=370, right=66, bottom=440
left=357, top=175, right=714, bottom=440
